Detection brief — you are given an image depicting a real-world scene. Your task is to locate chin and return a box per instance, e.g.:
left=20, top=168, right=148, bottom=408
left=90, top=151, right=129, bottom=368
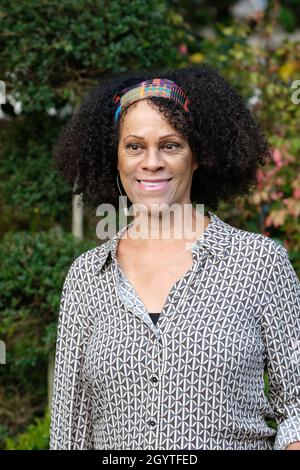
left=133, top=199, right=172, bottom=216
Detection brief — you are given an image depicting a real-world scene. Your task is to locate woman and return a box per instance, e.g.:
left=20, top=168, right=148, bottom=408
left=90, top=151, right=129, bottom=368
left=49, top=65, right=300, bottom=450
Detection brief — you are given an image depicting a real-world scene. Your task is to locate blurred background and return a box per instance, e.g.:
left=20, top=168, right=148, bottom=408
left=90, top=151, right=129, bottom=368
left=0, top=0, right=299, bottom=449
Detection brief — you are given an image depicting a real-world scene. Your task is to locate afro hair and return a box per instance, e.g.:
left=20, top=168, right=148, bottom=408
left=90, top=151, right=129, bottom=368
left=53, top=64, right=272, bottom=211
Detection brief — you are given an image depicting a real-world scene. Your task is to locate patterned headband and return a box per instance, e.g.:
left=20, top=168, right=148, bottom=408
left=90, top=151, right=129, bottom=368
left=112, top=78, right=190, bottom=123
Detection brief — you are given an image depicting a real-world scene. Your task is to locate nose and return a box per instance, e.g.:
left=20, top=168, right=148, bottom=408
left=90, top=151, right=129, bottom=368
left=141, top=147, right=165, bottom=171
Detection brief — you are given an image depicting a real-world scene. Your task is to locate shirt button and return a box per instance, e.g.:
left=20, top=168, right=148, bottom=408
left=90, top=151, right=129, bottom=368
left=149, top=420, right=156, bottom=427
left=152, top=376, right=158, bottom=383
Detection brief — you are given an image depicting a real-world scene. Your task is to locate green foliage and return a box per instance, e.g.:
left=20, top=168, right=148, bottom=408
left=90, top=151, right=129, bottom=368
left=4, top=411, right=50, bottom=450
left=0, top=228, right=96, bottom=365
left=279, top=5, right=298, bottom=32
left=0, top=115, right=71, bottom=236
left=184, top=20, right=300, bottom=275
left=168, top=1, right=300, bottom=35
left=0, top=0, right=181, bottom=112
left=0, top=228, right=96, bottom=448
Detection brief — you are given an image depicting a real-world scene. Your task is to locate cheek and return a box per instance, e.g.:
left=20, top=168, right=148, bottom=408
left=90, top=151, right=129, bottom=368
left=168, top=156, right=195, bottom=176
left=117, top=149, right=126, bottom=168
left=117, top=154, right=137, bottom=175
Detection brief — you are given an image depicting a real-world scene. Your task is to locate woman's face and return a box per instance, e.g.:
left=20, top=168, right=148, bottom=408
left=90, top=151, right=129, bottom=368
left=117, top=99, right=198, bottom=212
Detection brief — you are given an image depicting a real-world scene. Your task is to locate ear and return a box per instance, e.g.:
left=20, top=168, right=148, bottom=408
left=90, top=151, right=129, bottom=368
left=192, top=155, right=199, bottom=171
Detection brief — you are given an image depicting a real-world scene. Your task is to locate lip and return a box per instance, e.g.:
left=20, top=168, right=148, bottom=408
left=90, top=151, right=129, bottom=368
left=136, top=178, right=173, bottom=192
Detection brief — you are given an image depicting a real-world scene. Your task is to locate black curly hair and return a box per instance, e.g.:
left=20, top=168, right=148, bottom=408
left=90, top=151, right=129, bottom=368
left=53, top=64, right=272, bottom=211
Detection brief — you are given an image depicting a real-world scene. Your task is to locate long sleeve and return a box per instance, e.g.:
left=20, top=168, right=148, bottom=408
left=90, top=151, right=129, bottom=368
left=49, top=261, right=94, bottom=450
left=262, top=243, right=300, bottom=450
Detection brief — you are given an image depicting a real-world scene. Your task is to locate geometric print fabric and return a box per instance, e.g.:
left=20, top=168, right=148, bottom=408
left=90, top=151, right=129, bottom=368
left=49, top=211, right=300, bottom=450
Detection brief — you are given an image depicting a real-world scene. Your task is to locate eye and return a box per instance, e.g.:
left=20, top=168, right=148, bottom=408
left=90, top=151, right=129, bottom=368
left=126, top=144, right=141, bottom=151
left=164, top=142, right=180, bottom=150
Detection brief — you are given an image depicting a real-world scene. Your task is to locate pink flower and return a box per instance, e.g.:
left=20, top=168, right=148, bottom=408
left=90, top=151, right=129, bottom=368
left=270, top=191, right=284, bottom=200
left=269, top=192, right=276, bottom=200
left=178, top=44, right=188, bottom=55
left=265, top=215, right=272, bottom=226
left=272, top=148, right=283, bottom=167
left=293, top=188, right=300, bottom=199
left=256, top=169, right=264, bottom=183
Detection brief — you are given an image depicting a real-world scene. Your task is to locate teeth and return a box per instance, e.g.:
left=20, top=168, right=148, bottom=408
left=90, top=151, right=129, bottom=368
left=139, top=180, right=169, bottom=186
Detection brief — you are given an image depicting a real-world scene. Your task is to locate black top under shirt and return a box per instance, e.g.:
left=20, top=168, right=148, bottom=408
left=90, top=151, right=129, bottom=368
left=149, top=313, right=160, bottom=325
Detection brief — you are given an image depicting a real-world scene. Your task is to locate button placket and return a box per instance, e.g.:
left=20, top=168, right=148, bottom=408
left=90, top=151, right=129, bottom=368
left=146, top=334, right=162, bottom=449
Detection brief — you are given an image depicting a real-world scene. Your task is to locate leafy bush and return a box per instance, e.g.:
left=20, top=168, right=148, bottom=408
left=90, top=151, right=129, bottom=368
left=0, top=228, right=96, bottom=447
left=184, top=21, right=300, bottom=275
left=0, top=115, right=71, bottom=236
left=4, top=412, right=50, bottom=450
left=0, top=0, right=180, bottom=112
left=0, top=228, right=96, bottom=360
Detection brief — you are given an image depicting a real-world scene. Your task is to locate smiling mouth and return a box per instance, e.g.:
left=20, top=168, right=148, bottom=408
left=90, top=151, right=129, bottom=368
left=135, top=178, right=173, bottom=192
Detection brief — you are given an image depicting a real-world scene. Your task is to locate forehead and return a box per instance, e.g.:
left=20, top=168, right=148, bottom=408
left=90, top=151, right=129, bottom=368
left=119, top=99, right=178, bottom=134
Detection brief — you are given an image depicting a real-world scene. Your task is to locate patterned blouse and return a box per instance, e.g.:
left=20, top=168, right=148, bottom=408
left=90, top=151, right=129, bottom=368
left=49, top=211, right=300, bottom=450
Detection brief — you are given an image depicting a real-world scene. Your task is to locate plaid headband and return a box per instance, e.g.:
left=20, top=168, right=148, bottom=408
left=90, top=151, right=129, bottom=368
left=112, top=78, right=190, bottom=123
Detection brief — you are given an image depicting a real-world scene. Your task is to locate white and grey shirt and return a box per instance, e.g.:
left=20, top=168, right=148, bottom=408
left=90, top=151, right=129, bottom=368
left=49, top=211, right=300, bottom=450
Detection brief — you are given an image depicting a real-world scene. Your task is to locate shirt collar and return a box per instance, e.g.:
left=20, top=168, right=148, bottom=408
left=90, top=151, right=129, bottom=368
left=95, top=210, right=233, bottom=274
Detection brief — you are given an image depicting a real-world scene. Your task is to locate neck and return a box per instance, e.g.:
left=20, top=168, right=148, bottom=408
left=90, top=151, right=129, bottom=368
left=127, top=203, right=208, bottom=243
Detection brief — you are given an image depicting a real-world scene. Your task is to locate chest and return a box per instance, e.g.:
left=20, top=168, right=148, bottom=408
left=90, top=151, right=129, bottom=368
left=84, top=254, right=265, bottom=385
left=84, top=282, right=264, bottom=390
left=116, top=245, right=195, bottom=313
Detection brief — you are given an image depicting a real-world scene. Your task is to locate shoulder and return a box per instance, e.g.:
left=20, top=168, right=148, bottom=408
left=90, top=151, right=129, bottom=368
left=223, top=221, right=296, bottom=292
left=66, top=243, right=108, bottom=280
left=216, top=217, right=300, bottom=302
left=64, top=223, right=130, bottom=280
left=218, top=216, right=288, bottom=267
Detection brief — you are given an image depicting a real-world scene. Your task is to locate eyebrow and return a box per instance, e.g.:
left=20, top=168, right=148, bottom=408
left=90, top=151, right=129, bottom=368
left=123, top=133, right=181, bottom=141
